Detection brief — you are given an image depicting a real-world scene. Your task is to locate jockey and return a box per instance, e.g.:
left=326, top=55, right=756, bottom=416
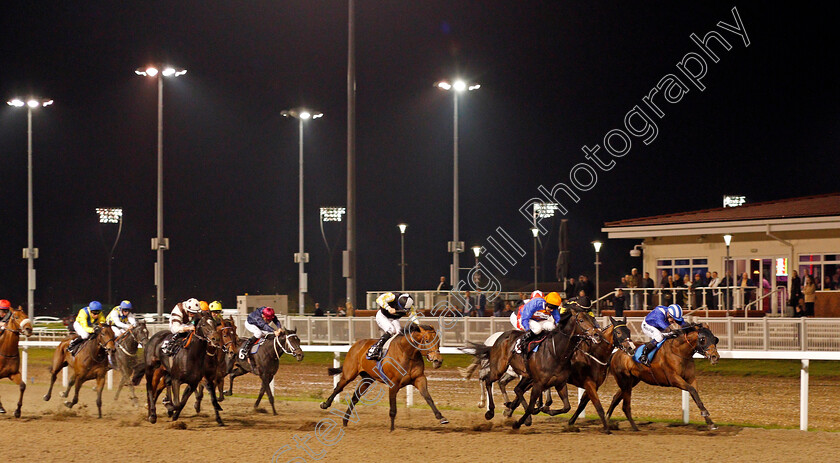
left=0, top=299, right=11, bottom=329
left=68, top=301, right=106, bottom=354
left=514, top=292, right=568, bottom=355
left=209, top=300, right=224, bottom=323
left=240, top=306, right=284, bottom=359
left=199, top=300, right=210, bottom=312
left=366, top=292, right=414, bottom=360
left=510, top=290, right=544, bottom=330
left=106, top=300, right=137, bottom=337
left=161, top=298, right=201, bottom=356
left=638, top=304, right=688, bottom=366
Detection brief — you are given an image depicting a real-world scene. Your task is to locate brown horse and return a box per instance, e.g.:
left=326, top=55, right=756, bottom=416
left=194, top=316, right=240, bottom=412
left=0, top=306, right=33, bottom=417
left=320, top=324, right=448, bottom=431
left=606, top=323, right=720, bottom=430
left=44, top=325, right=116, bottom=418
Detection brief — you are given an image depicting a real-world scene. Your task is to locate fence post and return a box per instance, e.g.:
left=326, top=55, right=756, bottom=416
left=327, top=317, right=333, bottom=344
left=333, top=351, right=341, bottom=403
left=107, top=369, right=113, bottom=390
left=307, top=318, right=313, bottom=345
left=682, top=390, right=690, bottom=424
left=21, top=347, right=28, bottom=384
left=727, top=317, right=734, bottom=350
left=763, top=317, right=769, bottom=350
left=800, top=359, right=809, bottom=431
left=406, top=385, right=414, bottom=407
left=801, top=318, right=808, bottom=351
left=62, top=366, right=68, bottom=387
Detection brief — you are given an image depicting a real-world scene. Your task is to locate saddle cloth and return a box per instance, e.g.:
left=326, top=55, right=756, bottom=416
left=633, top=339, right=666, bottom=364
left=251, top=336, right=270, bottom=354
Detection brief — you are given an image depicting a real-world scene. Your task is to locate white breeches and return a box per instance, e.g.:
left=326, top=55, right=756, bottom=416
left=528, top=319, right=556, bottom=334
left=375, top=311, right=401, bottom=335
left=111, top=326, right=126, bottom=337
left=73, top=321, right=91, bottom=339
left=510, top=313, right=523, bottom=330
left=641, top=321, right=664, bottom=342
left=245, top=321, right=271, bottom=338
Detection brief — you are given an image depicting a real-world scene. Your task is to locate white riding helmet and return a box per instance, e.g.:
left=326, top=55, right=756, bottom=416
left=667, top=304, right=684, bottom=323
left=397, top=294, right=414, bottom=310
left=183, top=298, right=201, bottom=313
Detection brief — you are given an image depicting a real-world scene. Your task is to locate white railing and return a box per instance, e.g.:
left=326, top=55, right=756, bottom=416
left=616, top=286, right=766, bottom=312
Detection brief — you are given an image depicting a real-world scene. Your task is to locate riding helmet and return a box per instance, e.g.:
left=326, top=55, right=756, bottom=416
left=667, top=304, right=684, bottom=323
left=530, top=290, right=544, bottom=299
left=119, top=300, right=132, bottom=310
left=209, top=301, right=223, bottom=312
left=183, top=298, right=201, bottom=313
left=89, top=301, right=103, bottom=313
left=0, top=299, right=11, bottom=310
left=397, top=294, right=414, bottom=310
left=545, top=292, right=562, bottom=307
left=262, top=306, right=275, bottom=319
left=199, top=300, right=210, bottom=312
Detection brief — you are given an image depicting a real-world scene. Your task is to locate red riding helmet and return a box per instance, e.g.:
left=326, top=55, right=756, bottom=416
left=0, top=300, right=11, bottom=310
left=261, top=307, right=275, bottom=320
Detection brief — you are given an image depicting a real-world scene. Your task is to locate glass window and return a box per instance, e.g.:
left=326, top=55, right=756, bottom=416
left=799, top=255, right=821, bottom=262
left=692, top=258, right=708, bottom=265
left=675, top=259, right=690, bottom=266
left=824, top=254, right=839, bottom=262
left=657, top=260, right=672, bottom=266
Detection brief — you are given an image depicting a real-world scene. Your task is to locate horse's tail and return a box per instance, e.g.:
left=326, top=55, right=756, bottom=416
left=467, top=341, right=492, bottom=361
left=130, top=361, right=146, bottom=386
left=327, top=366, right=342, bottom=376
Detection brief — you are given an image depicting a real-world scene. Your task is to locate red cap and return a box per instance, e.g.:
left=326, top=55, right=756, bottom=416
left=0, top=300, right=11, bottom=309
left=262, top=307, right=275, bottom=319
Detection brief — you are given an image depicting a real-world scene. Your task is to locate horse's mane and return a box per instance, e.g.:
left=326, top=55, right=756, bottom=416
left=404, top=323, right=435, bottom=334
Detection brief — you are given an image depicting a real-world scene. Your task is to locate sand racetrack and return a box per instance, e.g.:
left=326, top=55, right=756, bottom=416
left=1, top=362, right=839, bottom=462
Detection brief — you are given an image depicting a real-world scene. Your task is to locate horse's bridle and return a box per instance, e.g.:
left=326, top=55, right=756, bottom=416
left=218, top=325, right=237, bottom=353
left=274, top=332, right=301, bottom=358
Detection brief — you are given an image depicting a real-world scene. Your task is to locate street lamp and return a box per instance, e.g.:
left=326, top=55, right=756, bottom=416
left=531, top=228, right=540, bottom=290
left=436, top=79, right=479, bottom=287
left=96, top=208, right=123, bottom=306
left=471, top=245, right=482, bottom=287
left=398, top=223, right=408, bottom=291
left=135, top=64, right=186, bottom=316
left=724, top=234, right=732, bottom=313
left=7, top=97, right=53, bottom=319
left=593, top=241, right=603, bottom=314
left=320, top=207, right=345, bottom=311
left=283, top=107, right=323, bottom=315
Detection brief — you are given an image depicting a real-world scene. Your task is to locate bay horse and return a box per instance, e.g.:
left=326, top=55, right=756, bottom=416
left=139, top=312, right=223, bottom=425
left=112, top=319, right=150, bottom=406
left=224, top=328, right=303, bottom=415
left=0, top=306, right=33, bottom=417
left=320, top=323, right=448, bottom=431
left=193, top=316, right=241, bottom=412
left=534, top=317, right=635, bottom=433
left=606, top=323, right=720, bottom=430
left=506, top=311, right=600, bottom=429
left=43, top=325, right=116, bottom=418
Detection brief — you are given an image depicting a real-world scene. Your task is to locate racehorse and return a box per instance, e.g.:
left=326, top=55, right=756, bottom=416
left=0, top=306, right=33, bottom=417
left=44, top=325, right=116, bottom=418
left=534, top=317, right=635, bottom=433
left=112, top=319, right=150, bottom=406
left=138, top=312, right=224, bottom=425
left=193, top=316, right=241, bottom=412
left=505, top=311, right=600, bottom=429
left=320, top=324, right=448, bottom=431
left=224, top=328, right=303, bottom=415
left=606, top=323, right=720, bottom=430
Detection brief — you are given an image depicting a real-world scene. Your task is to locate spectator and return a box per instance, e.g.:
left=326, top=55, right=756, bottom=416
left=436, top=276, right=450, bottom=293
left=738, top=272, right=753, bottom=308
left=659, top=270, right=670, bottom=305
left=674, top=274, right=687, bottom=306
left=336, top=305, right=346, bottom=317
left=721, top=270, right=734, bottom=310
left=492, top=296, right=505, bottom=317
left=574, top=276, right=586, bottom=299
left=641, top=271, right=655, bottom=309
left=581, top=275, right=595, bottom=300
left=822, top=275, right=833, bottom=291
left=566, top=277, right=577, bottom=295
left=709, top=271, right=722, bottom=310
left=691, top=273, right=703, bottom=308
left=612, top=288, right=626, bottom=317
left=793, top=297, right=807, bottom=318
left=833, top=268, right=840, bottom=290
left=313, top=303, right=324, bottom=317
left=628, top=268, right=641, bottom=310
left=475, top=290, right=487, bottom=316
left=662, top=275, right=675, bottom=306
left=463, top=290, right=476, bottom=316
left=789, top=269, right=803, bottom=309
left=619, top=276, right=627, bottom=287
left=803, top=275, right=816, bottom=316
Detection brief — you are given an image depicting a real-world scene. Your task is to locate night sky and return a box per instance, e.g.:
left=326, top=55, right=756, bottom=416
left=1, top=2, right=837, bottom=314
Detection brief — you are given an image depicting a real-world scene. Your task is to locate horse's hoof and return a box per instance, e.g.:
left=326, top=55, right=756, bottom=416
left=14, top=410, right=21, bottom=418
left=440, top=418, right=449, bottom=425
left=319, top=402, right=329, bottom=410
left=502, top=408, right=513, bottom=418
left=0, top=407, right=5, bottom=414
left=224, top=390, right=232, bottom=396
left=484, top=410, right=494, bottom=420
left=63, top=401, right=73, bottom=409
left=167, top=409, right=174, bottom=417
left=512, top=421, right=522, bottom=430
left=149, top=415, right=157, bottom=424
left=59, top=391, right=67, bottom=398
left=709, top=424, right=718, bottom=431
left=42, top=395, right=50, bottom=402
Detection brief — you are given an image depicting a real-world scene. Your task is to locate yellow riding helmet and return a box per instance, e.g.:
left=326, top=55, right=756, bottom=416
left=209, top=301, right=223, bottom=312
left=545, top=292, right=563, bottom=307
left=199, top=300, right=210, bottom=312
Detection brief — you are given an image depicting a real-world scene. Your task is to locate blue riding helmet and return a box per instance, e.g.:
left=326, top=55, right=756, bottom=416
left=119, top=300, right=132, bottom=310
left=89, top=301, right=103, bottom=313
left=666, top=304, right=684, bottom=323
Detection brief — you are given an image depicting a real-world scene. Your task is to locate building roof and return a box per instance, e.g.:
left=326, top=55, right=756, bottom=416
left=604, top=193, right=840, bottom=228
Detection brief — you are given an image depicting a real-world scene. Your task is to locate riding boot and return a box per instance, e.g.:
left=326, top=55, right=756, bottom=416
left=515, top=331, right=537, bottom=355
left=639, top=340, right=658, bottom=366
left=68, top=336, right=84, bottom=355
left=162, top=332, right=185, bottom=356
left=366, top=333, right=390, bottom=360
left=239, top=337, right=256, bottom=360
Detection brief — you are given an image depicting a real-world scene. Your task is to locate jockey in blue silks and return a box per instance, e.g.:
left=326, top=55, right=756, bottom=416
left=514, top=292, right=568, bottom=356
left=639, top=304, right=688, bottom=365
